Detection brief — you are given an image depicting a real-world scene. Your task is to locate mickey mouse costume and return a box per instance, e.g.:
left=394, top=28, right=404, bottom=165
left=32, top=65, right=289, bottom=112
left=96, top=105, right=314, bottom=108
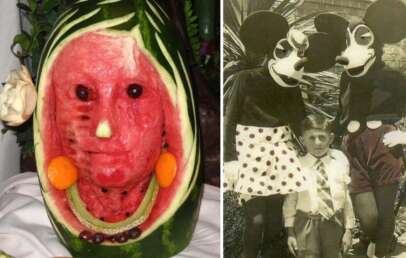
left=315, top=0, right=406, bottom=193
left=315, top=0, right=406, bottom=257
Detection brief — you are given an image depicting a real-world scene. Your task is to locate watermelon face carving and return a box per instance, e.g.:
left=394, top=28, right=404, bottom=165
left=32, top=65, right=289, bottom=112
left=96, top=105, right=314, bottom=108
left=52, top=32, right=170, bottom=223
left=53, top=33, right=164, bottom=188
left=34, top=1, right=201, bottom=257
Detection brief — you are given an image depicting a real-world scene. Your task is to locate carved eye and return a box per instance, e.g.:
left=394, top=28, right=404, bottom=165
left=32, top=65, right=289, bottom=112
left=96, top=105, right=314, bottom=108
left=274, top=39, right=293, bottom=59
left=127, top=83, right=143, bottom=98
left=75, top=84, right=90, bottom=101
left=354, top=25, right=374, bottom=46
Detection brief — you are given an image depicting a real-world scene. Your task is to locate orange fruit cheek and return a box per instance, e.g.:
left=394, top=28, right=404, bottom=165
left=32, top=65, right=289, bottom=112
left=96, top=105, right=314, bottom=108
left=155, top=152, right=177, bottom=188
left=48, top=156, right=79, bottom=190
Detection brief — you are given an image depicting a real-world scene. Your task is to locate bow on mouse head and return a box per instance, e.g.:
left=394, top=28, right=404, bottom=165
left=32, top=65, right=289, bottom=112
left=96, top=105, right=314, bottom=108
left=239, top=11, right=338, bottom=88
left=315, top=0, right=406, bottom=78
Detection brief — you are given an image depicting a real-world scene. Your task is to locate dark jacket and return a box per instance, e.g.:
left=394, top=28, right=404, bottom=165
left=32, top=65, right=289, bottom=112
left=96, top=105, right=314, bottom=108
left=334, top=62, right=406, bottom=136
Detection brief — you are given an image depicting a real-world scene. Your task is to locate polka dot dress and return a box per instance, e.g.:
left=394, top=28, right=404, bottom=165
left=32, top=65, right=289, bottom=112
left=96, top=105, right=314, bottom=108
left=234, top=124, right=307, bottom=204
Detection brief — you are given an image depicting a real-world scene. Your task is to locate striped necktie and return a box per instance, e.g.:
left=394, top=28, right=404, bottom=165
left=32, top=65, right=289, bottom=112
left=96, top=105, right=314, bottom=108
left=314, top=159, right=335, bottom=220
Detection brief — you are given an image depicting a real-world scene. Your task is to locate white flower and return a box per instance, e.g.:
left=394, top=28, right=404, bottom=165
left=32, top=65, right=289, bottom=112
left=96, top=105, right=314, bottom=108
left=0, top=65, right=37, bottom=126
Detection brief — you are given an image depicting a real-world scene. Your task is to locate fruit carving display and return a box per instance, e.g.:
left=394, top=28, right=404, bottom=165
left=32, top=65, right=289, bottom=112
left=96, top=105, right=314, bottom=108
left=32, top=1, right=201, bottom=257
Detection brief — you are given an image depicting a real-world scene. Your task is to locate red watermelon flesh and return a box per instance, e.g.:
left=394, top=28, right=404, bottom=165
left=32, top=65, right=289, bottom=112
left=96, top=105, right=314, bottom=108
left=43, top=32, right=184, bottom=224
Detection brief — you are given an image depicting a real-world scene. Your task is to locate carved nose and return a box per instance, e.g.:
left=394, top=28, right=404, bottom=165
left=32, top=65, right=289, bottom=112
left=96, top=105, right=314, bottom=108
left=336, top=56, right=349, bottom=66
left=96, top=120, right=112, bottom=138
left=294, top=57, right=308, bottom=71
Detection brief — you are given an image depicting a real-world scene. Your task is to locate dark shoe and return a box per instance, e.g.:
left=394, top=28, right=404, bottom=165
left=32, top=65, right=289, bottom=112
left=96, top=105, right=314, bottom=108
left=352, top=238, right=369, bottom=256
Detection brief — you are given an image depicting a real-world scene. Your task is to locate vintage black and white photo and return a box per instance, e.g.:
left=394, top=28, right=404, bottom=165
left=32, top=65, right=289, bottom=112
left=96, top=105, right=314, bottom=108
left=223, top=1, right=406, bottom=258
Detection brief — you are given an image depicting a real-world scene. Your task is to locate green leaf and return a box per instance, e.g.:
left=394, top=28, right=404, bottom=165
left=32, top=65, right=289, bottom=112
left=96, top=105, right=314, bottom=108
left=42, top=0, right=59, bottom=13
left=184, top=0, right=201, bottom=64
left=189, top=15, right=198, bottom=23
left=13, top=32, right=32, bottom=52
left=37, top=22, right=53, bottom=33
left=16, top=3, right=32, bottom=12
left=31, top=38, right=39, bottom=50
left=28, top=0, right=38, bottom=13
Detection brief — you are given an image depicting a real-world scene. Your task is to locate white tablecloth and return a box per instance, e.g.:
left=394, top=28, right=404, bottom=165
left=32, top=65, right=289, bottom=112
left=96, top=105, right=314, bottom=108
left=0, top=173, right=220, bottom=258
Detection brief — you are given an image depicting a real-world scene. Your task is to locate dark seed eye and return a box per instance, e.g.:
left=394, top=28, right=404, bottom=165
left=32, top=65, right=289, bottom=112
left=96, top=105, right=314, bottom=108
left=75, top=84, right=90, bottom=101
left=127, top=83, right=143, bottom=98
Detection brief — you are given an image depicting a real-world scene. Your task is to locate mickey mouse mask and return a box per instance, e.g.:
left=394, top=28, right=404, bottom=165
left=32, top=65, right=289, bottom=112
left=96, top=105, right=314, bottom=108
left=315, top=0, right=406, bottom=77
left=240, top=11, right=338, bottom=87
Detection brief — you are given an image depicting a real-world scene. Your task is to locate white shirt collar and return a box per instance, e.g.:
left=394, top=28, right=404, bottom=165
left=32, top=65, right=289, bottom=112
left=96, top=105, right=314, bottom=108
left=302, top=151, right=334, bottom=168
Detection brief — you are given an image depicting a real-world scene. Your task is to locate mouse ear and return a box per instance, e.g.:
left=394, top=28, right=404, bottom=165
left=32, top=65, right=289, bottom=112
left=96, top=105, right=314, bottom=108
left=364, top=0, right=406, bottom=44
left=239, top=11, right=289, bottom=55
left=314, top=13, right=348, bottom=52
left=304, top=32, right=341, bottom=73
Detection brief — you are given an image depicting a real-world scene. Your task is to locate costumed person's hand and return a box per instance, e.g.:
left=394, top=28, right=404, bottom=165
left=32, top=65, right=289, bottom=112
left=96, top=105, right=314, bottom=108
left=223, top=160, right=239, bottom=191
left=287, top=235, right=298, bottom=256
left=341, top=229, right=352, bottom=254
left=383, top=130, right=406, bottom=147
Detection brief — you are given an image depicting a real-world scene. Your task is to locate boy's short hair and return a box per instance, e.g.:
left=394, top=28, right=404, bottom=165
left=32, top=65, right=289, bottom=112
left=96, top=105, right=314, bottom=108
left=301, top=114, right=332, bottom=134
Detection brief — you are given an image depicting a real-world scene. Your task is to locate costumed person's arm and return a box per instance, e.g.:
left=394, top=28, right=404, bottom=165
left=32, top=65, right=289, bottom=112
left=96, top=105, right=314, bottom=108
left=283, top=193, right=298, bottom=228
left=287, top=87, right=306, bottom=152
left=289, top=87, right=306, bottom=136
left=342, top=153, right=354, bottom=254
left=283, top=193, right=298, bottom=256
left=332, top=72, right=353, bottom=142
left=383, top=70, right=406, bottom=147
left=223, top=72, right=245, bottom=191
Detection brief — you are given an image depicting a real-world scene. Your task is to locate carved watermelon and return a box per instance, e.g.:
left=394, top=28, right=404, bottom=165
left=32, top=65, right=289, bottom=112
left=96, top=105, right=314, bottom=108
left=33, top=0, right=201, bottom=257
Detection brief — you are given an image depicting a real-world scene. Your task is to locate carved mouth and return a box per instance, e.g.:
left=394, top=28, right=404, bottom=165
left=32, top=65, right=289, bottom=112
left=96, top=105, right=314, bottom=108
left=84, top=150, right=130, bottom=157
left=279, top=74, right=299, bottom=85
left=72, top=148, right=146, bottom=188
left=347, top=66, right=365, bottom=76
left=346, top=55, right=376, bottom=77
left=270, top=65, right=300, bottom=87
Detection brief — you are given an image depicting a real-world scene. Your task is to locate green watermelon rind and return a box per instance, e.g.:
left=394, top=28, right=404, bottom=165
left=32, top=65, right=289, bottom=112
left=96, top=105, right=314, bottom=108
left=67, top=176, right=159, bottom=234
left=46, top=180, right=202, bottom=258
left=33, top=0, right=201, bottom=256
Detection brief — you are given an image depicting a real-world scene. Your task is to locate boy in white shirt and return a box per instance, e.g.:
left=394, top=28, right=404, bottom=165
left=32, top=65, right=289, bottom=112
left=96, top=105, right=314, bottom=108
left=283, top=114, right=355, bottom=258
